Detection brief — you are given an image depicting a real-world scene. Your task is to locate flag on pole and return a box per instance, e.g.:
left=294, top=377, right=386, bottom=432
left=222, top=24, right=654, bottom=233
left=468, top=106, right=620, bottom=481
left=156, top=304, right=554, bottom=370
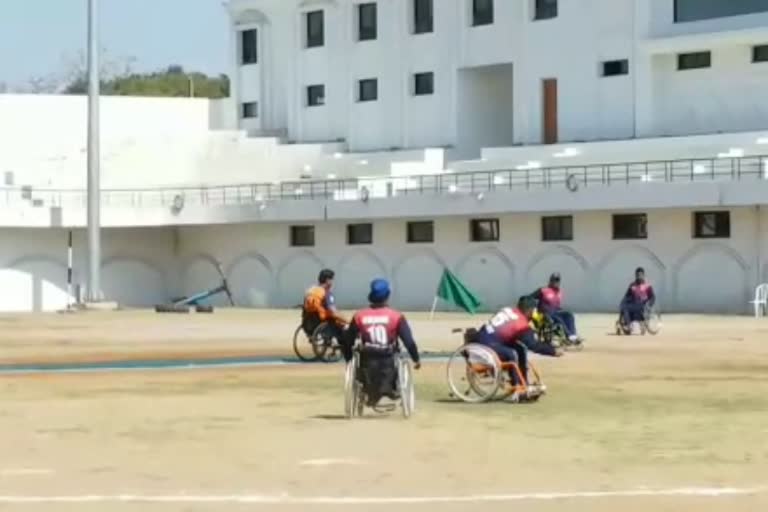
left=430, top=269, right=483, bottom=318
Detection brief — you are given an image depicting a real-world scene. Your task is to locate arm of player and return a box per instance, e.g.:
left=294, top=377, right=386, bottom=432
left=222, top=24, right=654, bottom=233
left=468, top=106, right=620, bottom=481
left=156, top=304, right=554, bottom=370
left=341, top=316, right=358, bottom=363
left=646, top=286, right=656, bottom=307
left=324, top=294, right=348, bottom=325
left=518, top=328, right=558, bottom=357
left=621, top=285, right=633, bottom=306
left=397, top=317, right=420, bottom=366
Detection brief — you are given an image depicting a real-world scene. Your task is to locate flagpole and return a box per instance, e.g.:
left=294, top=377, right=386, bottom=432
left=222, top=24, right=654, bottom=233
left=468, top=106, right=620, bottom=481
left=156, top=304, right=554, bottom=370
left=429, top=296, right=438, bottom=320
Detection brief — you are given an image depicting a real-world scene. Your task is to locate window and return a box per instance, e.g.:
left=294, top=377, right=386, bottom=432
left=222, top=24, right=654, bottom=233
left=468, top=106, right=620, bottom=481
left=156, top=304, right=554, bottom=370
left=347, top=223, right=373, bottom=245
left=470, top=218, right=499, bottom=242
left=241, top=102, right=258, bottom=119
left=612, top=214, right=647, bottom=240
left=677, top=51, right=711, bottom=70
left=358, top=78, right=378, bottom=102
left=542, top=216, right=573, bottom=241
left=307, top=85, right=325, bottom=107
left=407, top=221, right=434, bottom=243
left=358, top=3, right=377, bottom=41
left=241, top=29, right=258, bottom=64
left=602, top=59, right=629, bottom=77
left=414, top=0, right=434, bottom=34
left=414, top=72, right=434, bottom=95
left=306, top=10, right=324, bottom=48
left=534, top=0, right=558, bottom=20
left=753, top=44, right=768, bottom=63
left=674, top=0, right=768, bottom=23
left=472, top=0, right=494, bottom=26
left=290, top=226, right=315, bottom=247
left=693, top=211, right=730, bottom=238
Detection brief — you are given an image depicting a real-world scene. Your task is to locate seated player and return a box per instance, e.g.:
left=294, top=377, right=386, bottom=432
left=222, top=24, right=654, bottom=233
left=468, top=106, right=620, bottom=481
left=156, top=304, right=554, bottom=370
left=619, top=267, right=656, bottom=333
left=302, top=269, right=347, bottom=340
left=530, top=272, right=583, bottom=345
left=473, top=296, right=563, bottom=386
left=342, top=279, right=421, bottom=406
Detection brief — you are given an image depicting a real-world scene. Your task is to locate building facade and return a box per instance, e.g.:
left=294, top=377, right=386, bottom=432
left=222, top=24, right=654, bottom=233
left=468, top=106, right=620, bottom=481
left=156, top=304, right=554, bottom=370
left=227, top=0, right=768, bottom=156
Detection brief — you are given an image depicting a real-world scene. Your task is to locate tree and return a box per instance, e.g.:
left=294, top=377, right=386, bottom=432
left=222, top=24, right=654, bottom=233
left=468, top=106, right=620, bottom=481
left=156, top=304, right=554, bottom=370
left=62, top=63, right=229, bottom=99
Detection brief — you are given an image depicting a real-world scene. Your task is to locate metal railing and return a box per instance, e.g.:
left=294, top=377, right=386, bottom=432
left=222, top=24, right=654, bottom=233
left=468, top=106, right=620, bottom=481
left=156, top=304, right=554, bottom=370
left=3, top=155, right=766, bottom=209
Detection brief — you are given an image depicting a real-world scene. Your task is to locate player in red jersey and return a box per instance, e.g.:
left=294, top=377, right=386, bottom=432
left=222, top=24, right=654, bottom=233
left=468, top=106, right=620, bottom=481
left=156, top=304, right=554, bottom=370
left=473, top=296, right=563, bottom=385
left=343, top=279, right=421, bottom=405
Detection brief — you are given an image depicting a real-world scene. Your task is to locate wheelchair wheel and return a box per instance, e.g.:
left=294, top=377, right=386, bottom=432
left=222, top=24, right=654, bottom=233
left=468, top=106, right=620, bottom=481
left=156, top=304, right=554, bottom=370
left=292, top=325, right=318, bottom=362
left=312, top=323, right=343, bottom=363
left=344, top=353, right=361, bottom=419
left=446, top=344, right=502, bottom=403
left=398, top=358, right=415, bottom=418
left=642, top=304, right=662, bottom=335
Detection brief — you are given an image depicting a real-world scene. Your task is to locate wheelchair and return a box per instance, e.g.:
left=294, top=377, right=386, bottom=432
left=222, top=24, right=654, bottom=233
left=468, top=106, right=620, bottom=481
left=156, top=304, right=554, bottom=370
left=615, top=302, right=662, bottom=336
left=344, top=348, right=415, bottom=419
left=292, top=321, right=343, bottom=363
left=531, top=309, right=582, bottom=351
left=446, top=329, right=546, bottom=404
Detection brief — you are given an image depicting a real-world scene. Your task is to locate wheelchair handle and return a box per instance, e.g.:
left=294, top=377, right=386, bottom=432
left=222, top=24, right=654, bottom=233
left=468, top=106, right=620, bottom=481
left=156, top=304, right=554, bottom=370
left=451, top=328, right=464, bottom=334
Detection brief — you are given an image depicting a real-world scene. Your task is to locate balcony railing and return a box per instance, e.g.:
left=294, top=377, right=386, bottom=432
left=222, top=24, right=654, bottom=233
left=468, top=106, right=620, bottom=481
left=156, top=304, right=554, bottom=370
left=3, top=155, right=766, bottom=209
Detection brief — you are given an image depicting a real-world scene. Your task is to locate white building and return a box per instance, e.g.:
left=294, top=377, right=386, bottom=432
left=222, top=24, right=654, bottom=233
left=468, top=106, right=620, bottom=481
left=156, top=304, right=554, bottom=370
left=0, top=0, right=767, bottom=314
left=227, top=0, right=768, bottom=156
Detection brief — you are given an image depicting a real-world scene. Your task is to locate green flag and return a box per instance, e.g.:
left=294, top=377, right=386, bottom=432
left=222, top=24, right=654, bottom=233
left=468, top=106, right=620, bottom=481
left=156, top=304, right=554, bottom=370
left=434, top=268, right=483, bottom=315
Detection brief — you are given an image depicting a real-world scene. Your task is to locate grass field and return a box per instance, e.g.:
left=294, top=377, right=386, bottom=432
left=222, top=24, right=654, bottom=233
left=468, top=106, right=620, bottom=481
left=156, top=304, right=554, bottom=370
left=1, top=310, right=767, bottom=511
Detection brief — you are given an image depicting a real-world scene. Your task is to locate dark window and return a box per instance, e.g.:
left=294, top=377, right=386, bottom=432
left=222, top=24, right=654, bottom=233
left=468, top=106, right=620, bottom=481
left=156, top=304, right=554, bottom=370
left=612, top=214, right=648, bottom=240
left=753, top=44, right=768, bottom=63
left=306, top=10, right=324, bottom=48
left=241, top=29, right=258, bottom=64
left=290, top=226, right=315, bottom=247
left=358, top=78, right=378, bottom=101
left=358, top=3, right=378, bottom=41
left=414, top=0, right=434, bottom=33
left=674, top=0, right=768, bottom=23
left=534, top=0, right=558, bottom=20
left=307, top=85, right=325, bottom=106
left=472, top=0, right=494, bottom=26
left=414, top=72, right=434, bottom=95
left=693, top=211, right=730, bottom=238
left=470, top=218, right=500, bottom=242
left=407, top=221, right=434, bottom=243
left=347, top=223, right=373, bottom=245
left=602, top=59, right=629, bottom=77
left=241, top=102, right=258, bottom=118
left=542, top=216, right=573, bottom=241
left=677, top=51, right=711, bottom=70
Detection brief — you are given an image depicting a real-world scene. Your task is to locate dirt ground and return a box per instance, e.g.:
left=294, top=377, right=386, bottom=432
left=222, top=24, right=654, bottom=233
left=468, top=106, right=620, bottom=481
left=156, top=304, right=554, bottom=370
left=1, top=310, right=768, bottom=511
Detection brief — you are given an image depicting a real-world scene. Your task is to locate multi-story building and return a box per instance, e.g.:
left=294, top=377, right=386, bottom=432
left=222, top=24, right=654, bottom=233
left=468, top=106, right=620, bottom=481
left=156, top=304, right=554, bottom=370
left=0, top=0, right=767, bottom=314
left=227, top=0, right=768, bottom=156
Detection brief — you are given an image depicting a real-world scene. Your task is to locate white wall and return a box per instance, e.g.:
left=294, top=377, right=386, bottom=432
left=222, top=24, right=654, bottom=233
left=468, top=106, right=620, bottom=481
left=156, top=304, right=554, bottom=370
left=170, top=206, right=768, bottom=314
left=651, top=46, right=768, bottom=137
left=0, top=201, right=765, bottom=313
left=0, top=227, right=175, bottom=312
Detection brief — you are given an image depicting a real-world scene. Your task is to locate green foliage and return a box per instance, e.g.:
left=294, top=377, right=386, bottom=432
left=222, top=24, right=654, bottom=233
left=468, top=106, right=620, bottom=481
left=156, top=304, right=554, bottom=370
left=63, top=65, right=229, bottom=99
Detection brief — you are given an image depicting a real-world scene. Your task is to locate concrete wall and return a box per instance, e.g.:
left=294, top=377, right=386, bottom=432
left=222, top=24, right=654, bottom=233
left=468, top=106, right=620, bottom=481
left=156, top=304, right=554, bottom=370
left=0, top=227, right=175, bottom=312
left=2, top=205, right=765, bottom=313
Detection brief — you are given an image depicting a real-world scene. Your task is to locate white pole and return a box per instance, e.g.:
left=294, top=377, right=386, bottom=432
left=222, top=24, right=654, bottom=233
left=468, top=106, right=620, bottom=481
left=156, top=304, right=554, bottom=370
left=429, top=296, right=438, bottom=320
left=67, top=231, right=74, bottom=308
left=86, top=0, right=102, bottom=302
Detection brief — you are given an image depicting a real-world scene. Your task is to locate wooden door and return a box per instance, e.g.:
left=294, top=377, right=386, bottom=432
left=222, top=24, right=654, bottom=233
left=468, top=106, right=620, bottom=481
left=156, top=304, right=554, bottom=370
left=542, top=78, right=558, bottom=144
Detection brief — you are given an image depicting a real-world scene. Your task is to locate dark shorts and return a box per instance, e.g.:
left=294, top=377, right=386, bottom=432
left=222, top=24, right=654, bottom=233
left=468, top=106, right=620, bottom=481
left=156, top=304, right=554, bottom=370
left=358, top=348, right=397, bottom=400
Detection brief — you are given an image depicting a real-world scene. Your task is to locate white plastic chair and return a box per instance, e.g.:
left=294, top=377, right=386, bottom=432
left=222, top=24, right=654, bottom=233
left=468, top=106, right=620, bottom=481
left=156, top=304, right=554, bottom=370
left=750, top=284, right=768, bottom=318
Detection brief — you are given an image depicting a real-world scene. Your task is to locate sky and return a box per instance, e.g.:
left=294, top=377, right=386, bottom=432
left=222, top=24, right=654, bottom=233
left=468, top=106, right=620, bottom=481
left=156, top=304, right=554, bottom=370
left=0, top=0, right=229, bottom=87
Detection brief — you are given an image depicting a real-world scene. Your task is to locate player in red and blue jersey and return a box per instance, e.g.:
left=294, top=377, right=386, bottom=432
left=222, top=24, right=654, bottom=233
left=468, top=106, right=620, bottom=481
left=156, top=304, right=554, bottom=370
left=619, top=267, right=656, bottom=331
left=343, top=279, right=421, bottom=405
left=530, top=272, right=583, bottom=344
left=474, top=296, right=563, bottom=385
